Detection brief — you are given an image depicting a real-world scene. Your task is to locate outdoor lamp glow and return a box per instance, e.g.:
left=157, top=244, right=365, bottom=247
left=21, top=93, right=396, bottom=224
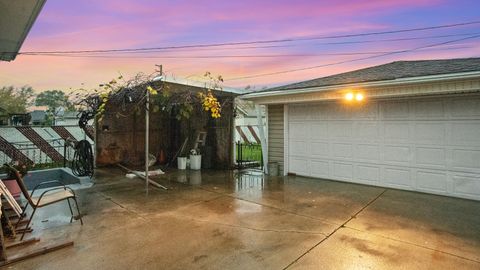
left=345, top=92, right=354, bottom=101
left=355, top=93, right=364, bottom=101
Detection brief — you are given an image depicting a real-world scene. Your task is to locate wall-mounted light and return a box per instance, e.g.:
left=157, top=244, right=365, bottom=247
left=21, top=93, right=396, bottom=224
left=344, top=91, right=365, bottom=102
left=345, top=92, right=354, bottom=101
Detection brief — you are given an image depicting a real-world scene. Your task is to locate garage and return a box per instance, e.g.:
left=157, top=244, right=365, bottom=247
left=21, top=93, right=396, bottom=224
left=242, top=57, right=480, bottom=201
left=287, top=96, right=480, bottom=200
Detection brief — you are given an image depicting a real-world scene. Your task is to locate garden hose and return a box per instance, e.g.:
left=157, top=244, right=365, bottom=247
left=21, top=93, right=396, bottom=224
left=71, top=140, right=94, bottom=178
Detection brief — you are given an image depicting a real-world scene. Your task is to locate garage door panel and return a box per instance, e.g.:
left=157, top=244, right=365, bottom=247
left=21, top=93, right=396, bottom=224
left=289, top=122, right=308, bottom=139
left=416, top=170, right=448, bottom=194
left=355, top=165, right=380, bottom=184
left=384, top=145, right=411, bottom=164
left=452, top=173, right=480, bottom=198
left=452, top=149, right=480, bottom=171
left=328, top=121, right=352, bottom=139
left=310, top=142, right=329, bottom=157
left=290, top=105, right=310, bottom=120
left=451, top=98, right=480, bottom=118
left=416, top=147, right=446, bottom=167
left=287, top=97, right=480, bottom=200
left=381, top=101, right=410, bottom=119
left=290, top=141, right=308, bottom=156
left=311, top=104, right=330, bottom=120
left=332, top=143, right=352, bottom=159
left=333, top=162, right=353, bottom=180
left=384, top=167, right=412, bottom=189
left=354, top=122, right=379, bottom=141
left=414, top=100, right=445, bottom=119
left=414, top=122, right=446, bottom=143
left=310, top=123, right=328, bottom=140
left=289, top=157, right=309, bottom=175
left=351, top=102, right=378, bottom=119
left=330, top=104, right=352, bottom=119
left=354, top=144, right=380, bottom=161
left=310, top=160, right=329, bottom=178
left=451, top=122, right=480, bottom=145
left=384, top=122, right=410, bottom=142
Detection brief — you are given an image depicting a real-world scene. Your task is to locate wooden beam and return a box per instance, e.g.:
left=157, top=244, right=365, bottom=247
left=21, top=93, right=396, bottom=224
left=1, top=241, right=74, bottom=266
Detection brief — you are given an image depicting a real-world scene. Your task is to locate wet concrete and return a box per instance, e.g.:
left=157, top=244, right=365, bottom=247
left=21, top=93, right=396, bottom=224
left=6, top=168, right=480, bottom=269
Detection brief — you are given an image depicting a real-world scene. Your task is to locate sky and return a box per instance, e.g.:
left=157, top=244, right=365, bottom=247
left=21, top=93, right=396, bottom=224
left=0, top=0, right=479, bottom=92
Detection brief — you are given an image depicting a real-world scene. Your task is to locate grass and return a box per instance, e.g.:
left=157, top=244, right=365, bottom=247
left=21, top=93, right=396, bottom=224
left=237, top=143, right=262, bottom=163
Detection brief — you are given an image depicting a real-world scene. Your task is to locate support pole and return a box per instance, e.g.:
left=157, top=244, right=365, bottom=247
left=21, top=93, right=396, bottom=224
left=255, top=104, right=268, bottom=174
left=145, top=89, right=150, bottom=193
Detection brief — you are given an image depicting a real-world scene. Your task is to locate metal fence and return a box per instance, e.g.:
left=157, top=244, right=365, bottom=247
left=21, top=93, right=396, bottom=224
left=236, top=142, right=263, bottom=169
left=0, top=139, right=75, bottom=173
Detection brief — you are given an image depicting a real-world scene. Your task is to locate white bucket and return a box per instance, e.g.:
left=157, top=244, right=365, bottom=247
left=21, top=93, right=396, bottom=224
left=177, top=157, right=187, bottom=170
left=189, top=155, right=202, bottom=170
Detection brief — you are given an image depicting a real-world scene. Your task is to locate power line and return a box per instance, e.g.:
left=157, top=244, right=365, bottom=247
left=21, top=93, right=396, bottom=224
left=19, top=45, right=473, bottom=59
left=22, top=32, right=480, bottom=56
left=14, top=20, right=480, bottom=55
left=226, top=34, right=480, bottom=81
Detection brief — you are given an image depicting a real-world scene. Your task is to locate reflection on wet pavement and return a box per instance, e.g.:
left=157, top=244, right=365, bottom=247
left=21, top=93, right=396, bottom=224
left=9, top=167, right=480, bottom=269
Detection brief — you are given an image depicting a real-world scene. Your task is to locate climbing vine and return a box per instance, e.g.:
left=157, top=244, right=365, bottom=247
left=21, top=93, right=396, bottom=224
left=73, top=69, right=225, bottom=124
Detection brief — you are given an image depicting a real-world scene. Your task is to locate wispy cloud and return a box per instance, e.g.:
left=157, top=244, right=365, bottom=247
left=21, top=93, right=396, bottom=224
left=1, top=0, right=479, bottom=91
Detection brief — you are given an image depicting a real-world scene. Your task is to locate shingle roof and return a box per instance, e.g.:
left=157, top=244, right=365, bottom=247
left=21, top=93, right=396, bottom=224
left=266, top=57, right=480, bottom=92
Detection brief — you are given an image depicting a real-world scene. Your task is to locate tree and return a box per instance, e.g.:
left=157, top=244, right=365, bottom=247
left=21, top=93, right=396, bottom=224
left=35, top=90, right=75, bottom=114
left=0, top=86, right=35, bottom=114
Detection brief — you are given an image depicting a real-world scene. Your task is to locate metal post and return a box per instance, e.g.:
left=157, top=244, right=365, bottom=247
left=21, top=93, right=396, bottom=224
left=255, top=105, right=268, bottom=174
left=63, top=139, right=66, bottom=168
left=145, top=89, right=149, bottom=193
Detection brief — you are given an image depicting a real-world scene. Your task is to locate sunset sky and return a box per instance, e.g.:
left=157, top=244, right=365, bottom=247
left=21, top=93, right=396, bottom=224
left=1, top=0, right=479, bottom=92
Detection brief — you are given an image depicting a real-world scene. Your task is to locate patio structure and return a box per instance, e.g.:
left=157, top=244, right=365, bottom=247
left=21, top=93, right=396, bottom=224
left=95, top=76, right=243, bottom=169
left=5, top=168, right=480, bottom=269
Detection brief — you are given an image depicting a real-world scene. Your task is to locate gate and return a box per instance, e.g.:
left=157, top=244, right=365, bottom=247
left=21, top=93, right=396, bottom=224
left=235, top=142, right=263, bottom=169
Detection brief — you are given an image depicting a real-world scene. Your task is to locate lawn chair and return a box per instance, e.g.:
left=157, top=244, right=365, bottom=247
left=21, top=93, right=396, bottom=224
left=3, top=164, right=83, bottom=240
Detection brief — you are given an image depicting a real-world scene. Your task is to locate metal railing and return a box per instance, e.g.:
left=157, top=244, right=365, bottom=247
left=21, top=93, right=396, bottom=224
left=236, top=142, right=263, bottom=169
left=0, top=138, right=76, bottom=173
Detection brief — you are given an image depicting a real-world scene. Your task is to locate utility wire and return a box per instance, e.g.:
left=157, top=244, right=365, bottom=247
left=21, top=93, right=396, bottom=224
left=19, top=45, right=473, bottom=59
left=19, top=32, right=480, bottom=56
left=226, top=34, right=480, bottom=81
left=12, top=20, right=480, bottom=55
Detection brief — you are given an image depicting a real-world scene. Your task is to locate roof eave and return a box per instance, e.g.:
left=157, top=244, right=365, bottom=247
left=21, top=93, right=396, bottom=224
left=242, top=70, right=480, bottom=101
left=0, top=0, right=46, bottom=61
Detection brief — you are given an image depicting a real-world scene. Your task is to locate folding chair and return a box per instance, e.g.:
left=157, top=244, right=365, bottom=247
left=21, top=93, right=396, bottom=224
left=3, top=164, right=83, bottom=240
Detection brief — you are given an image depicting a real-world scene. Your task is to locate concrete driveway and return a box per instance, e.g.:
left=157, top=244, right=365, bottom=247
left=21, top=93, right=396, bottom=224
left=8, top=168, right=480, bottom=269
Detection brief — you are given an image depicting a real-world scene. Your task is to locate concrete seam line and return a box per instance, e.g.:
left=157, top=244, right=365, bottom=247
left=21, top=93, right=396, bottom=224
left=343, top=226, right=480, bottom=264
left=166, top=213, right=329, bottom=236
left=95, top=191, right=149, bottom=221
left=197, top=186, right=341, bottom=226
left=282, top=188, right=388, bottom=270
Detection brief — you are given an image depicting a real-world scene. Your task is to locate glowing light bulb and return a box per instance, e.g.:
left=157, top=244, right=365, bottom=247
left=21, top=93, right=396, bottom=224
left=355, top=93, right=364, bottom=101
left=345, top=92, right=354, bottom=101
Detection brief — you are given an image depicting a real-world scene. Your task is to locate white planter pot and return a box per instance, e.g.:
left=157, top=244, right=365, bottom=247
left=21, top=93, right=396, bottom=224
left=177, top=157, right=187, bottom=170
left=189, top=155, right=202, bottom=170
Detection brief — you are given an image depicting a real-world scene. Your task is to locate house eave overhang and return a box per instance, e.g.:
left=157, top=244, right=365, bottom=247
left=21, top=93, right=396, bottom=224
left=241, top=71, right=480, bottom=104
left=0, top=0, right=46, bottom=61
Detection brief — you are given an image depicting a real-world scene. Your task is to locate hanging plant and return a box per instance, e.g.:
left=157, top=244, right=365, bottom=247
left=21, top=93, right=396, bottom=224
left=198, top=90, right=221, bottom=118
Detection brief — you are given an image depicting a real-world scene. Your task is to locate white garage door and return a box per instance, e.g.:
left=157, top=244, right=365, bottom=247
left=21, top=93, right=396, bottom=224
left=287, top=95, right=480, bottom=200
